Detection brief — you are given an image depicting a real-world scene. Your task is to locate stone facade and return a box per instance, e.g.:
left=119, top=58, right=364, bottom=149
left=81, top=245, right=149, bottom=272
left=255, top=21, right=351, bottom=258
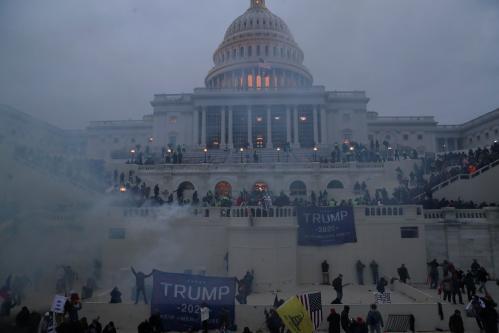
left=82, top=0, right=499, bottom=161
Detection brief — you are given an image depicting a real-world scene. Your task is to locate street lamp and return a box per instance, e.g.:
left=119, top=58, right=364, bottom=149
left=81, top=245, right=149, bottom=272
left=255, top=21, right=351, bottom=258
left=130, top=149, right=136, bottom=163
left=166, top=148, right=172, bottom=163
left=240, top=147, right=244, bottom=163
left=203, top=148, right=208, bottom=163
left=276, top=147, right=281, bottom=162
left=313, top=146, right=318, bottom=162
left=119, top=185, right=127, bottom=193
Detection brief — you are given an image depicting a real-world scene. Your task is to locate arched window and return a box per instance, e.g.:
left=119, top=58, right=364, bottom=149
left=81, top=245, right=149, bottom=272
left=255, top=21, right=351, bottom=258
left=327, top=180, right=344, bottom=189
left=178, top=181, right=195, bottom=192
left=240, top=47, right=244, bottom=57
left=215, top=181, right=232, bottom=197
left=290, top=181, right=307, bottom=196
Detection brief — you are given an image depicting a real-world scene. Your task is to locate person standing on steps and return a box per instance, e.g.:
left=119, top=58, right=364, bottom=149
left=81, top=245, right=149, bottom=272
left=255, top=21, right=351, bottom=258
left=322, top=260, right=330, bottom=285
left=370, top=260, right=379, bottom=285
left=356, top=260, right=365, bottom=285
left=131, top=267, right=153, bottom=304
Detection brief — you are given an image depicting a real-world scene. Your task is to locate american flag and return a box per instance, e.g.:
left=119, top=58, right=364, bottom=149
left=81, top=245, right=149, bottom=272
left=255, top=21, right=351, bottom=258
left=298, top=292, right=323, bottom=330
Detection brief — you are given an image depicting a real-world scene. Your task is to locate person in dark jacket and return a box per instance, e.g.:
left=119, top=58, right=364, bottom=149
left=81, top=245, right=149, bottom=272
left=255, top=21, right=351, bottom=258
left=477, top=267, right=489, bottom=293
left=356, top=261, right=365, bottom=285
left=322, top=260, right=330, bottom=284
left=397, top=264, right=410, bottom=283
left=370, top=260, right=379, bottom=285
left=327, top=308, right=341, bottom=333
left=352, top=317, right=368, bottom=333
left=366, top=304, right=384, bottom=333
left=131, top=267, right=153, bottom=304
left=427, top=259, right=439, bottom=289
left=103, top=321, right=117, bottom=333
left=109, top=286, right=122, bottom=304
left=482, top=305, right=498, bottom=333
left=464, top=271, right=476, bottom=301
left=449, top=310, right=464, bottom=333
left=341, top=306, right=352, bottom=333
left=15, top=306, right=30, bottom=327
left=376, top=277, right=388, bottom=293
left=64, top=293, right=82, bottom=322
left=332, top=274, right=344, bottom=304
left=451, top=273, right=464, bottom=305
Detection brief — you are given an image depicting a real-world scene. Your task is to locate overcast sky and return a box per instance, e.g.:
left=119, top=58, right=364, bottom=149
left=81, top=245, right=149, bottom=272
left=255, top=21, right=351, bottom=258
left=0, top=0, right=498, bottom=129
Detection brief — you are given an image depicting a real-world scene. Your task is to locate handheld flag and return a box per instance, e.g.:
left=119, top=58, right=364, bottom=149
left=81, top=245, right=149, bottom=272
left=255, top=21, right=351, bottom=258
left=298, top=292, right=323, bottom=330
left=276, top=296, right=314, bottom=333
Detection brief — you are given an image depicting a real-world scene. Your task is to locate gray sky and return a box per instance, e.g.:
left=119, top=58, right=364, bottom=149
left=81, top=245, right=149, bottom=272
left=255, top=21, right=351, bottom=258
left=0, top=0, right=498, bottom=129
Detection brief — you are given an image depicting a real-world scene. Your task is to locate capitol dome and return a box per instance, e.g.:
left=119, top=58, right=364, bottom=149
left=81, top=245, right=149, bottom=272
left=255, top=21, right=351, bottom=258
left=205, top=0, right=313, bottom=90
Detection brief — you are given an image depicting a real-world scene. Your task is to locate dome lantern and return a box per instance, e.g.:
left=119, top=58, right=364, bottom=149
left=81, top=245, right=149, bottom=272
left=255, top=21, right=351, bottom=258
left=250, top=0, right=266, bottom=8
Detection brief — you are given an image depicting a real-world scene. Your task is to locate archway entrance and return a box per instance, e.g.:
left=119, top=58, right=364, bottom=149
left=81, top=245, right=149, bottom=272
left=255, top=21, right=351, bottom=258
left=215, top=181, right=232, bottom=197
left=177, top=181, right=195, bottom=202
left=290, top=180, right=307, bottom=196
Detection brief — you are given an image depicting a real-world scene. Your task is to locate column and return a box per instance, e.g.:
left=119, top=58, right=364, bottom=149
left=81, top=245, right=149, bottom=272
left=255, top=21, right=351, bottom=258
left=201, top=106, right=207, bottom=147
left=193, top=109, right=199, bottom=146
left=252, top=68, right=256, bottom=90
left=266, top=105, right=273, bottom=148
left=243, top=69, right=247, bottom=90
left=320, top=106, right=327, bottom=145
left=220, top=106, right=226, bottom=148
left=272, top=68, right=276, bottom=89
left=313, top=105, right=319, bottom=146
left=247, top=105, right=253, bottom=148
left=286, top=105, right=292, bottom=144
left=293, top=106, right=299, bottom=147
left=228, top=106, right=234, bottom=148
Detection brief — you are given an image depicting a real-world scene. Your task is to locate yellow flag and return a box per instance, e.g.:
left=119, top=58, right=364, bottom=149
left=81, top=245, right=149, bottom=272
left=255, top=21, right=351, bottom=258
left=276, top=296, right=314, bottom=333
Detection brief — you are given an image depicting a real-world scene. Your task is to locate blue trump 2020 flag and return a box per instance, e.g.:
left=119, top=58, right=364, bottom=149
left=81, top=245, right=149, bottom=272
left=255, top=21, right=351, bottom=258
left=151, top=270, right=236, bottom=331
left=297, top=206, right=357, bottom=246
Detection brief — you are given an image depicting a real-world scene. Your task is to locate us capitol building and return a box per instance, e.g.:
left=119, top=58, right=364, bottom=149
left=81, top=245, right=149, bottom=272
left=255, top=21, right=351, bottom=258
left=86, top=0, right=499, bottom=161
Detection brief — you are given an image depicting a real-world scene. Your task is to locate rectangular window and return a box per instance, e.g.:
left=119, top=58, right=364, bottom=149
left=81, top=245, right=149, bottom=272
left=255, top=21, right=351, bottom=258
left=109, top=228, right=126, bottom=239
left=403, top=134, right=409, bottom=141
left=169, top=116, right=177, bottom=124
left=401, top=226, right=419, bottom=239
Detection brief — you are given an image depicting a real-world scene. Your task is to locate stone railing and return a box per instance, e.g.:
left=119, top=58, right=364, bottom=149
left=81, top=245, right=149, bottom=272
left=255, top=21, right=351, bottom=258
left=88, top=120, right=151, bottom=128
left=122, top=205, right=425, bottom=220
left=372, top=116, right=435, bottom=123
left=327, top=91, right=366, bottom=99
left=423, top=207, right=499, bottom=223
left=137, top=161, right=384, bottom=172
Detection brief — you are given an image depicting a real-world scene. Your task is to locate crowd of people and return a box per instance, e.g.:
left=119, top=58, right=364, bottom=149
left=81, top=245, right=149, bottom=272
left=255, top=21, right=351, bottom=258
left=126, top=140, right=420, bottom=166
left=413, top=143, right=499, bottom=197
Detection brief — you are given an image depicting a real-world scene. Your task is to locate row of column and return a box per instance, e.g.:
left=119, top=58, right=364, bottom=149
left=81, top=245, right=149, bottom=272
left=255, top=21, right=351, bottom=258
left=208, top=68, right=308, bottom=90
left=192, top=105, right=327, bottom=149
